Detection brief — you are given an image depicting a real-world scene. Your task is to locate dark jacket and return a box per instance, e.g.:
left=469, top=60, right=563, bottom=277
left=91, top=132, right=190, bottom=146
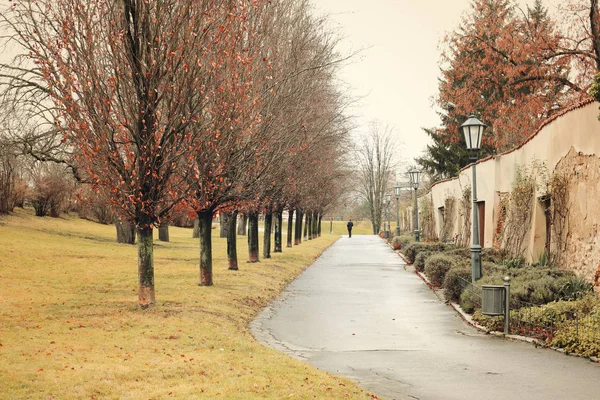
left=347, top=221, right=354, bottom=229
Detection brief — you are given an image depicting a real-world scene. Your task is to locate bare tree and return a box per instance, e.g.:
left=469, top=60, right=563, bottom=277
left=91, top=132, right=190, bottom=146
left=357, top=122, right=398, bottom=235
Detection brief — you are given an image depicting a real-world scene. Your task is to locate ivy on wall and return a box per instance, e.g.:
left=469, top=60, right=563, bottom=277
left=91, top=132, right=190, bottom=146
left=419, top=196, right=436, bottom=240
left=548, top=172, right=570, bottom=264
left=440, top=196, right=456, bottom=242
left=502, top=160, right=548, bottom=257
left=457, top=186, right=471, bottom=247
left=493, top=193, right=508, bottom=250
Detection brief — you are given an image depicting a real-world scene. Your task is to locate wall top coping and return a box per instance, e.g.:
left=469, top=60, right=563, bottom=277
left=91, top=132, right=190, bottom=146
left=431, top=98, right=597, bottom=189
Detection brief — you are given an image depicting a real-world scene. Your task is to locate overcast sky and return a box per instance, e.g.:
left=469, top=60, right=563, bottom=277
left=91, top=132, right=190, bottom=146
left=313, top=0, right=548, bottom=174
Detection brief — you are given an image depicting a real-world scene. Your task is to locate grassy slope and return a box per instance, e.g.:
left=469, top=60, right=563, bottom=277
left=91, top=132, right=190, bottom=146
left=0, top=209, right=372, bottom=399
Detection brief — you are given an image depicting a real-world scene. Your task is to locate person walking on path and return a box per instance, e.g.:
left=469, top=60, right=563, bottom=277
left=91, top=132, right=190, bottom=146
left=347, top=219, right=354, bottom=237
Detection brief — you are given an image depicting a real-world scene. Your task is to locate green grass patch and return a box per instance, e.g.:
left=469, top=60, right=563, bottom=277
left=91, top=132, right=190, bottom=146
left=0, top=208, right=371, bottom=399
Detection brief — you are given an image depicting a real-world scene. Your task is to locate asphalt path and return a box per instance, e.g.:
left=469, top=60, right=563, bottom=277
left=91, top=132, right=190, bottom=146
left=252, top=235, right=600, bottom=400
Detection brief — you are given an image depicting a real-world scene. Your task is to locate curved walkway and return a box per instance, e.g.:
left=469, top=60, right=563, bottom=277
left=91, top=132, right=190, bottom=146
left=252, top=235, right=599, bottom=400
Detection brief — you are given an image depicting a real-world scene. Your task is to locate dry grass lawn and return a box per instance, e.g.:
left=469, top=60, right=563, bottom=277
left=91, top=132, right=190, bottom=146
left=325, top=220, right=394, bottom=236
left=0, top=208, right=374, bottom=399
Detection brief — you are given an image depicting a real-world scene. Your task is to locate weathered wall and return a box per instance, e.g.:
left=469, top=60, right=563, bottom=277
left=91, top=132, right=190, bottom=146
left=554, top=148, right=600, bottom=282
left=428, top=101, right=600, bottom=284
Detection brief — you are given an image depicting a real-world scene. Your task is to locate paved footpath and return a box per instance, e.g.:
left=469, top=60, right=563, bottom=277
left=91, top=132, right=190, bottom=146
left=252, top=235, right=600, bottom=400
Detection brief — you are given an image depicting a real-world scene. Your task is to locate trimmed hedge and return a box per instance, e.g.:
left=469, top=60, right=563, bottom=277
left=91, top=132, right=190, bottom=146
left=424, top=254, right=467, bottom=287
left=459, top=286, right=480, bottom=314
left=396, top=234, right=415, bottom=249
left=459, top=267, right=593, bottom=312
left=392, top=235, right=414, bottom=250
left=481, top=248, right=509, bottom=264
left=443, top=247, right=508, bottom=265
left=414, top=251, right=434, bottom=273
left=444, top=267, right=472, bottom=302
left=402, top=242, right=456, bottom=264
left=443, top=247, right=471, bottom=259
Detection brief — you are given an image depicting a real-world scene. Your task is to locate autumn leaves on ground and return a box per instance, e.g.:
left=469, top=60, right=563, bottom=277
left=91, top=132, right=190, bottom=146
left=0, top=210, right=373, bottom=399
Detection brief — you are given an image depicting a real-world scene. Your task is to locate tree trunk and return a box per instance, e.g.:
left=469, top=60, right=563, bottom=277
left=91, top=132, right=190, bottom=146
left=198, top=209, right=213, bottom=286
left=192, top=218, right=200, bottom=238
left=591, top=0, right=600, bottom=71
left=304, top=211, right=309, bottom=240
left=158, top=223, right=169, bottom=242
left=318, top=214, right=322, bottom=237
left=306, top=211, right=312, bottom=240
left=295, top=209, right=303, bottom=245
left=237, top=213, right=247, bottom=235
left=219, top=212, right=229, bottom=238
left=287, top=208, right=294, bottom=248
left=116, top=221, right=136, bottom=244
left=274, top=209, right=283, bottom=253
left=247, top=212, right=259, bottom=263
left=312, top=211, right=318, bottom=239
left=137, top=226, right=155, bottom=308
left=263, top=210, right=273, bottom=259
left=227, top=210, right=238, bottom=270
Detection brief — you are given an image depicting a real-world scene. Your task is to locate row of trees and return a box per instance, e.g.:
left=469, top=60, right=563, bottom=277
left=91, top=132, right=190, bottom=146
left=0, top=0, right=352, bottom=307
left=419, top=0, right=600, bottom=180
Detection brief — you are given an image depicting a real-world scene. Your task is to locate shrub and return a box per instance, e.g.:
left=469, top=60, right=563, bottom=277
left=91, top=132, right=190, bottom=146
left=393, top=234, right=414, bottom=250
left=482, top=248, right=509, bottom=264
left=557, top=275, right=594, bottom=301
left=551, top=321, right=600, bottom=357
left=30, top=165, right=74, bottom=218
left=424, top=254, right=467, bottom=287
left=443, top=247, right=470, bottom=259
left=414, top=251, right=434, bottom=272
left=482, top=261, right=504, bottom=275
left=472, top=310, right=504, bottom=331
left=459, top=286, right=481, bottom=314
left=444, top=267, right=472, bottom=302
left=402, top=242, right=446, bottom=264
left=400, top=234, right=415, bottom=247
left=537, top=296, right=600, bottom=357
left=73, top=185, right=114, bottom=224
left=474, top=268, right=584, bottom=309
left=474, top=295, right=600, bottom=356
left=515, top=276, right=563, bottom=305
left=502, top=256, right=526, bottom=269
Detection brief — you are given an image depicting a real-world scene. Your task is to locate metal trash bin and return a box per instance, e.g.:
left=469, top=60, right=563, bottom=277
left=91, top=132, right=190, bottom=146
left=482, top=285, right=505, bottom=316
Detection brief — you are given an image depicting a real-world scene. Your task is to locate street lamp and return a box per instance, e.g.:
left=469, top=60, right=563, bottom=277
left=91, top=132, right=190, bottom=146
left=394, top=185, right=401, bottom=236
left=386, top=194, right=392, bottom=238
left=461, top=115, right=486, bottom=282
left=408, top=167, right=421, bottom=242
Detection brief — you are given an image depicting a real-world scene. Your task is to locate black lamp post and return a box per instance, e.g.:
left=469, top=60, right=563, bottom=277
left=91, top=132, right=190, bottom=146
left=408, top=167, right=421, bottom=242
left=461, top=115, right=486, bottom=282
left=394, top=185, right=401, bottom=236
left=386, top=194, right=392, bottom=238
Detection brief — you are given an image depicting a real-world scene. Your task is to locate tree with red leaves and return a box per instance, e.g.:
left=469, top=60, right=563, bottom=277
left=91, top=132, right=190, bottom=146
left=439, top=0, right=576, bottom=150
left=420, top=0, right=600, bottom=179
left=9, top=0, right=246, bottom=307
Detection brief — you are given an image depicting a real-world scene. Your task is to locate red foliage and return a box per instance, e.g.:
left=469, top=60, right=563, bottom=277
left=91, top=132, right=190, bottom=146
left=438, top=0, right=590, bottom=152
left=20, top=0, right=254, bottom=228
